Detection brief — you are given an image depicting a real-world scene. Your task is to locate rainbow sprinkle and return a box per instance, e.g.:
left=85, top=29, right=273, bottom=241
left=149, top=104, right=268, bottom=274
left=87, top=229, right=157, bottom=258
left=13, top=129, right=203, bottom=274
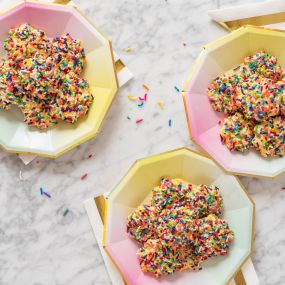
left=157, top=100, right=164, bottom=110
left=142, top=84, right=149, bottom=91
left=43, top=191, right=51, bottom=198
left=136, top=119, right=143, bottom=124
left=174, top=86, right=180, bottom=93
left=80, top=173, right=88, bottom=180
left=63, top=208, right=69, bottom=216
left=128, top=94, right=137, bottom=101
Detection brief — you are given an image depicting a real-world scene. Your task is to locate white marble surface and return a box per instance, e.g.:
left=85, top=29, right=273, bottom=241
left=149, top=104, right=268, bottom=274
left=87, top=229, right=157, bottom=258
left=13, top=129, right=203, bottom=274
left=0, top=0, right=283, bottom=284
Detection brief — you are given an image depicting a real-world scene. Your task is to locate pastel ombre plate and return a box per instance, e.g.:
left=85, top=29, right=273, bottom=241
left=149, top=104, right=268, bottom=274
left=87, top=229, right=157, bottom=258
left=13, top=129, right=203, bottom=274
left=0, top=1, right=118, bottom=157
left=103, top=148, right=255, bottom=285
left=183, top=25, right=285, bottom=178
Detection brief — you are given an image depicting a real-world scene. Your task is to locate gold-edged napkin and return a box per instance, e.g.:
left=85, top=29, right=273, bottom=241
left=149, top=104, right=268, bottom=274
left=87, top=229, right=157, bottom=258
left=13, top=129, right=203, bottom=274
left=208, top=0, right=285, bottom=31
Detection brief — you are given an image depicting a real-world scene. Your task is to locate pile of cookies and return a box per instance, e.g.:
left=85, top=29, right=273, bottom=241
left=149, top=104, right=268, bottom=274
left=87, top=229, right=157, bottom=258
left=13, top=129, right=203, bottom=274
left=127, top=178, right=234, bottom=277
left=208, top=51, right=285, bottom=157
left=0, top=23, right=93, bottom=129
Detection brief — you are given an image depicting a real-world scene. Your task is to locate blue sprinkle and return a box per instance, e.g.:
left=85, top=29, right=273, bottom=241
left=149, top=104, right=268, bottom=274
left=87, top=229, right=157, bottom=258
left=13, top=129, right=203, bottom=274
left=174, top=86, right=180, bottom=93
left=138, top=102, right=144, bottom=107
left=169, top=119, right=172, bottom=127
left=40, top=187, right=44, bottom=195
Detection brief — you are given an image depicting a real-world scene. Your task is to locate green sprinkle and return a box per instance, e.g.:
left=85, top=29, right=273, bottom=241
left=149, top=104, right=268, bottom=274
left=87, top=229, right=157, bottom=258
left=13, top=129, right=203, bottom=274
left=63, top=208, right=69, bottom=216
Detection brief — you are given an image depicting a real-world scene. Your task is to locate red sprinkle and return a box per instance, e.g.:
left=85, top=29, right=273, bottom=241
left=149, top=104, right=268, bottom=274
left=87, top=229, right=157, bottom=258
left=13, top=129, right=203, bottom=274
left=282, top=187, right=285, bottom=190
left=136, top=119, right=143, bottom=124
left=81, top=173, right=88, bottom=180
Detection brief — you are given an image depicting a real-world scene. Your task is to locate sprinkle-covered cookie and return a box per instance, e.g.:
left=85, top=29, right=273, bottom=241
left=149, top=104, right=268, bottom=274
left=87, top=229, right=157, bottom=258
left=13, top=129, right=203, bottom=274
left=55, top=73, right=93, bottom=124
left=220, top=112, right=254, bottom=152
left=236, top=75, right=281, bottom=122
left=51, top=33, right=85, bottom=75
left=243, top=50, right=283, bottom=81
left=4, top=23, right=51, bottom=64
left=207, top=74, right=240, bottom=114
left=252, top=116, right=285, bottom=157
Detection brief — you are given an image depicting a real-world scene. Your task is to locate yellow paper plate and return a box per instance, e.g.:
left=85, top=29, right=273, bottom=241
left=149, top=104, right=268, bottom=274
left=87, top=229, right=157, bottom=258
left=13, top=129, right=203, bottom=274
left=0, top=1, right=118, bottom=158
left=183, top=25, right=285, bottom=178
left=103, top=148, right=255, bottom=285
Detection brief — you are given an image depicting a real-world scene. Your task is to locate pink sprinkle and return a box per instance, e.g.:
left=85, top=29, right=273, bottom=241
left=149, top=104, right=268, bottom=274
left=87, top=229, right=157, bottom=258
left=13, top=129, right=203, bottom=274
left=139, top=94, right=148, bottom=101
left=81, top=173, right=88, bottom=180
left=136, top=119, right=143, bottom=124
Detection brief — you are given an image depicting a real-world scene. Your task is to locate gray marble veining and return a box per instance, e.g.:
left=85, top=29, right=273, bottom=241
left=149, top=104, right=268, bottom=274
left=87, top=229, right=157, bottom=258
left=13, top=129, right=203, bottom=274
left=0, top=0, right=282, bottom=284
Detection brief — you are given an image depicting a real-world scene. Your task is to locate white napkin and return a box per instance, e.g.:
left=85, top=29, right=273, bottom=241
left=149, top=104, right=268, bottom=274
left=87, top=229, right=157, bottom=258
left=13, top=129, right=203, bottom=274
left=208, top=0, right=285, bottom=30
left=0, top=0, right=134, bottom=164
left=84, top=196, right=259, bottom=285
left=84, top=196, right=125, bottom=285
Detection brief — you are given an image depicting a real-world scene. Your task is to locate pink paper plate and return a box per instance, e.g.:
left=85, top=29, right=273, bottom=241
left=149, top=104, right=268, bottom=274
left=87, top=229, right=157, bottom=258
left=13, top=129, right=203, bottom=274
left=0, top=1, right=118, bottom=157
left=183, top=25, right=285, bottom=178
left=103, top=148, right=255, bottom=285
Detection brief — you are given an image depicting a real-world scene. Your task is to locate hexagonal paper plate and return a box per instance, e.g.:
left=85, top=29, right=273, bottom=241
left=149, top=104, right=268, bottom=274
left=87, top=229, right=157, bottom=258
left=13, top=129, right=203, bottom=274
left=183, top=25, right=285, bottom=178
left=103, top=148, right=255, bottom=285
left=0, top=0, right=118, bottom=157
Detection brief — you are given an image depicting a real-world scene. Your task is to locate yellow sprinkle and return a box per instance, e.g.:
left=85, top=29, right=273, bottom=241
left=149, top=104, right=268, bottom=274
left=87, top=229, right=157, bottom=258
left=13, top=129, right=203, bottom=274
left=128, top=94, right=137, bottom=101
left=157, top=100, right=164, bottom=110
left=125, top=47, right=132, bottom=52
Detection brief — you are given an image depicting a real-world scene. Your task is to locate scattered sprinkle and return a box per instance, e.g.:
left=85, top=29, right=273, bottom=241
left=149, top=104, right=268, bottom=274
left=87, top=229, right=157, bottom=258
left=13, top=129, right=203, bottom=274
left=281, top=187, right=285, bottom=190
left=218, top=120, right=222, bottom=125
left=168, top=119, right=172, bottom=127
left=125, top=47, right=132, bottom=52
left=138, top=102, right=144, bottom=107
left=174, top=86, right=180, bottom=93
left=43, top=191, right=51, bottom=198
left=183, top=43, right=187, bottom=46
left=144, top=93, right=148, bottom=101
left=40, top=187, right=44, bottom=195
left=136, top=119, right=143, bottom=124
left=142, top=84, right=150, bottom=91
left=128, top=94, right=138, bottom=101
left=127, top=116, right=131, bottom=120
left=138, top=96, right=145, bottom=101
left=63, top=208, right=69, bottom=216
left=81, top=173, right=88, bottom=180
left=157, top=100, right=164, bottom=110
left=88, top=154, right=93, bottom=159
